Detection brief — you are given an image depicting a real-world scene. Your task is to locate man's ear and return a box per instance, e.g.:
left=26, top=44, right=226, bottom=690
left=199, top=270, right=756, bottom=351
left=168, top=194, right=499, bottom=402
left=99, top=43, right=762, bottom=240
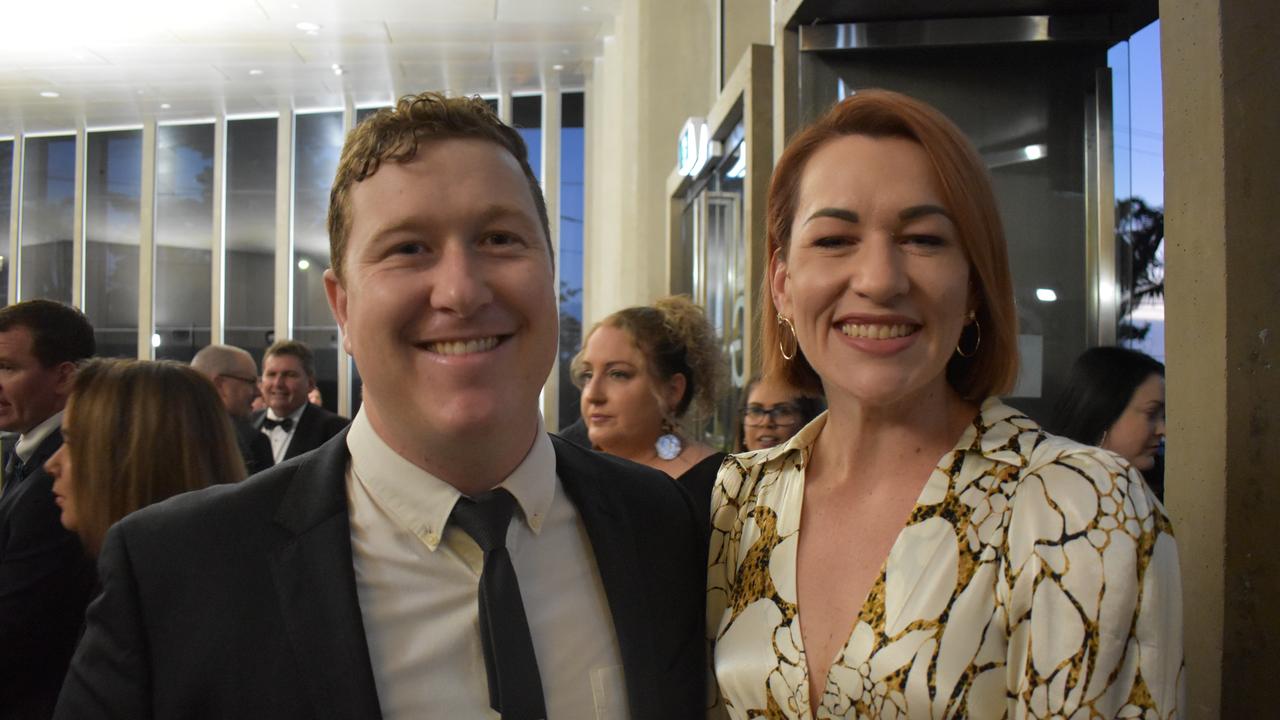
left=52, top=361, right=77, bottom=398
left=323, top=268, right=352, bottom=355
left=769, top=250, right=792, bottom=318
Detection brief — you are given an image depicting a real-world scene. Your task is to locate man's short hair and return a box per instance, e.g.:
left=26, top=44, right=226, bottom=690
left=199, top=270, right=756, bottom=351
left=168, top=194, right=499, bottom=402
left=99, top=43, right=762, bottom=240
left=327, top=91, right=552, bottom=282
left=0, top=299, right=95, bottom=368
left=191, top=344, right=256, bottom=379
left=263, top=339, right=316, bottom=380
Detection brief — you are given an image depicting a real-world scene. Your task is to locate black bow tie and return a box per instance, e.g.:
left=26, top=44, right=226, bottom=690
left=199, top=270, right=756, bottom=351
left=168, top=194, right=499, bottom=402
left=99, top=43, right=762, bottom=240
left=262, top=416, right=294, bottom=432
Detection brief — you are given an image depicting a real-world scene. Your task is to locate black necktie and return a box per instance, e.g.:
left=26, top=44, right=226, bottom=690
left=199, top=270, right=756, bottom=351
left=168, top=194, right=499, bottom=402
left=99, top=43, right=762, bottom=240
left=2, top=450, right=25, bottom=498
left=449, top=489, right=547, bottom=720
left=262, top=416, right=294, bottom=432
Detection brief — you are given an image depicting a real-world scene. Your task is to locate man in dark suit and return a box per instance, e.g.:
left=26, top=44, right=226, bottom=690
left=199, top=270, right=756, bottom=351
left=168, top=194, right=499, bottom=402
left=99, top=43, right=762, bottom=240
left=0, top=300, right=97, bottom=720
left=56, top=93, right=704, bottom=719
left=251, top=339, right=348, bottom=464
left=191, top=344, right=275, bottom=475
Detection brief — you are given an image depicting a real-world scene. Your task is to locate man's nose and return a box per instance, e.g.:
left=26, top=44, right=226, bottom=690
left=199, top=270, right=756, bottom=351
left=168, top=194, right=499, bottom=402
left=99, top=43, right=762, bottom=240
left=430, top=242, right=494, bottom=317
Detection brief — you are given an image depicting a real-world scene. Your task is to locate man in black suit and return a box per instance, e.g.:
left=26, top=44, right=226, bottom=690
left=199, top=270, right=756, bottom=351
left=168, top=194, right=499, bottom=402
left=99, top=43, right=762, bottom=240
left=190, top=344, right=275, bottom=475
left=56, top=93, right=704, bottom=719
left=251, top=339, right=348, bottom=464
left=0, top=300, right=97, bottom=720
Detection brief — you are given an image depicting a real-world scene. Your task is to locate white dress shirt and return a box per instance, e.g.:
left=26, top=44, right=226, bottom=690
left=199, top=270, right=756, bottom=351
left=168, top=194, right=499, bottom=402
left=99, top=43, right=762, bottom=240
left=261, top=403, right=307, bottom=464
left=345, top=408, right=630, bottom=720
left=15, top=410, right=64, bottom=463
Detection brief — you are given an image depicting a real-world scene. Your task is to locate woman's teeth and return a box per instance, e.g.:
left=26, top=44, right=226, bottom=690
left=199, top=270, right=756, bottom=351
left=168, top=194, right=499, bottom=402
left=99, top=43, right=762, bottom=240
left=840, top=323, right=916, bottom=339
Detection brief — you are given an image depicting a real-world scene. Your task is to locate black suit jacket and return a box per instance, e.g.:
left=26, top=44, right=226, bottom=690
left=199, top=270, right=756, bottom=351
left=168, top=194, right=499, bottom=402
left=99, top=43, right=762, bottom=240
left=231, top=415, right=274, bottom=476
left=1, top=430, right=96, bottom=720
left=252, top=404, right=349, bottom=461
left=55, top=431, right=705, bottom=719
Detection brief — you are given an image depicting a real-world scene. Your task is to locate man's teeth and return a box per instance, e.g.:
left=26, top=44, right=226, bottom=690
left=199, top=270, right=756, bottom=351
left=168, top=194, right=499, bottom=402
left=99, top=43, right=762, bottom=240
left=840, top=323, right=916, bottom=339
left=428, top=337, right=500, bottom=355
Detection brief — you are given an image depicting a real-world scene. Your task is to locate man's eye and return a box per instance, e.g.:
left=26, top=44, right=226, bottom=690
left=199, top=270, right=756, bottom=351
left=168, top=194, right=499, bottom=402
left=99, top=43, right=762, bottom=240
left=482, top=232, right=524, bottom=248
left=393, top=243, right=426, bottom=255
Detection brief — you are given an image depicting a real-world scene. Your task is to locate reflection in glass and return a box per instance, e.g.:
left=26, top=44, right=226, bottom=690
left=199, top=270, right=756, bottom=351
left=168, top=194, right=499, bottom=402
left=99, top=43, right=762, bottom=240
left=20, top=135, right=75, bottom=303
left=0, top=140, right=11, bottom=307
left=293, top=111, right=343, bottom=411
left=513, top=95, right=542, bottom=179
left=85, top=130, right=142, bottom=357
left=226, top=118, right=277, bottom=366
left=558, top=92, right=585, bottom=429
left=155, top=123, right=214, bottom=361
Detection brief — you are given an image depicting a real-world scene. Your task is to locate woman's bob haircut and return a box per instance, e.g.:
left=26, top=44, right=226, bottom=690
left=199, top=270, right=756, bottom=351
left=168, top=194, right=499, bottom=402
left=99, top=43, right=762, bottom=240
left=761, top=89, right=1019, bottom=402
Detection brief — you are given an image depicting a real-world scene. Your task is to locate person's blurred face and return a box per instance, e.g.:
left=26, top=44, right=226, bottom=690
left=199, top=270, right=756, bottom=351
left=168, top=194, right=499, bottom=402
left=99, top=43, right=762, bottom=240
left=743, top=378, right=806, bottom=451
left=325, top=138, right=557, bottom=446
left=0, top=326, right=73, bottom=434
left=45, top=406, right=79, bottom=532
left=260, top=353, right=314, bottom=417
left=1102, top=373, right=1166, bottom=471
left=772, top=135, right=972, bottom=411
left=578, top=325, right=675, bottom=457
left=216, top=354, right=260, bottom=418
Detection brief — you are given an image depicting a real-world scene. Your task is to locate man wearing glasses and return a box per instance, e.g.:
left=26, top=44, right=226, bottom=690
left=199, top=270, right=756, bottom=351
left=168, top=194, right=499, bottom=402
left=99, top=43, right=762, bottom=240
left=192, top=344, right=275, bottom=475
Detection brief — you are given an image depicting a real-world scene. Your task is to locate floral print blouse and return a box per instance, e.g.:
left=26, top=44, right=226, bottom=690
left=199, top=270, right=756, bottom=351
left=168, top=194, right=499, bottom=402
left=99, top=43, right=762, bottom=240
left=707, top=398, right=1184, bottom=719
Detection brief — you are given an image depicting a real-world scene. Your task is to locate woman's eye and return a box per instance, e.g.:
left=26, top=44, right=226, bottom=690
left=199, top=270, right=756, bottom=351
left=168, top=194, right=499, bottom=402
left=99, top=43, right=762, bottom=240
left=903, top=234, right=945, bottom=247
left=608, top=370, right=631, bottom=380
left=813, top=235, right=855, bottom=248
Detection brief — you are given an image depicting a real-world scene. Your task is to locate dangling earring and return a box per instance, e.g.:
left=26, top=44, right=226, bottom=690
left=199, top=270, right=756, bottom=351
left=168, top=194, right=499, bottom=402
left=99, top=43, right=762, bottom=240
left=655, top=417, right=683, bottom=460
left=955, top=310, right=981, bottom=358
left=777, top=313, right=798, bottom=361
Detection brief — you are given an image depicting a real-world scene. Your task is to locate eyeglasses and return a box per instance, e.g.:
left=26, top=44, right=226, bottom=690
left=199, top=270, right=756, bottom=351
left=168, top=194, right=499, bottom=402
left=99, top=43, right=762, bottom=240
left=218, top=373, right=259, bottom=387
left=742, top=403, right=802, bottom=427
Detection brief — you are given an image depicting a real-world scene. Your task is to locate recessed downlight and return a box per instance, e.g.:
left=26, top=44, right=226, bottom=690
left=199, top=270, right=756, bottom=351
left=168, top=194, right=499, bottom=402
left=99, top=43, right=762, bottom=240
left=296, top=21, right=321, bottom=31
left=248, top=69, right=264, bottom=76
left=40, top=90, right=60, bottom=98
left=160, top=103, right=171, bottom=109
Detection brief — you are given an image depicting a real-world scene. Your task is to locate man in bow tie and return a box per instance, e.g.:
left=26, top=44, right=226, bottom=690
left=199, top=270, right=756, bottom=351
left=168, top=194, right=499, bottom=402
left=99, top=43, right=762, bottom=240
left=56, top=93, right=705, bottom=720
left=0, top=300, right=97, bottom=719
left=251, top=339, right=348, bottom=464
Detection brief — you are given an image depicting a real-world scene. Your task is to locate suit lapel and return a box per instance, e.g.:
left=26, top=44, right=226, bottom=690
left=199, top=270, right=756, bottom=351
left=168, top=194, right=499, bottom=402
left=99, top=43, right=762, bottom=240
left=284, top=404, right=319, bottom=460
left=552, top=437, right=656, bottom=718
left=268, top=431, right=383, bottom=720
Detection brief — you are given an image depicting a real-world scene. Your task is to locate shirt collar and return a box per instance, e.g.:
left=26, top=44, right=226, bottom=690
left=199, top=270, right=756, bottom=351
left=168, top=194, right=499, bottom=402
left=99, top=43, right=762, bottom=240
left=266, top=402, right=308, bottom=425
left=346, top=407, right=556, bottom=552
left=16, top=410, right=64, bottom=463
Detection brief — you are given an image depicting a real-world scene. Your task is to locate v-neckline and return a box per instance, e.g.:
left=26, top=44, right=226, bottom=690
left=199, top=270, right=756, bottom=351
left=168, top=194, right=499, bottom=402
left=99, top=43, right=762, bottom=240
left=788, top=423, right=977, bottom=718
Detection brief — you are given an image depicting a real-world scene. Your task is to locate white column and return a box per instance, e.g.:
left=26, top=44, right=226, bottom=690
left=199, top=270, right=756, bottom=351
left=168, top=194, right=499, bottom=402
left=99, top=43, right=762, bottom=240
left=337, top=97, right=355, bottom=418
left=498, top=90, right=514, bottom=125
left=71, top=123, right=86, bottom=308
left=541, top=83, right=562, bottom=429
left=7, top=134, right=23, bottom=305
left=137, top=119, right=158, bottom=360
left=210, top=113, right=227, bottom=344
left=274, top=104, right=294, bottom=343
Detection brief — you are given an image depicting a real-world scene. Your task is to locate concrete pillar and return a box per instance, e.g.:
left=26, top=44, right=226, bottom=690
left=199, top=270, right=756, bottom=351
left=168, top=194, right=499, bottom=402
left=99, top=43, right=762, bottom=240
left=1162, top=0, right=1280, bottom=716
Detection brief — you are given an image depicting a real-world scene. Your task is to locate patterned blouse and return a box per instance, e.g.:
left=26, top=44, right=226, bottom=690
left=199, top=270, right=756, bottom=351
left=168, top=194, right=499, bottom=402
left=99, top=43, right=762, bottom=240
left=707, top=398, right=1184, bottom=719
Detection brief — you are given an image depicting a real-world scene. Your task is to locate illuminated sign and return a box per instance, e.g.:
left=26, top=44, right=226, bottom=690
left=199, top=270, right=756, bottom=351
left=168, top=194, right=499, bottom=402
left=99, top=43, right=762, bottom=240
left=677, top=117, right=715, bottom=177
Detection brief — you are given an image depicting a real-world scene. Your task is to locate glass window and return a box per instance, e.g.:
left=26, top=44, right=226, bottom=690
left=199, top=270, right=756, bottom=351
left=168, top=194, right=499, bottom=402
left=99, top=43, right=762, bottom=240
left=513, top=95, right=542, bottom=179
left=20, top=135, right=75, bottom=303
left=0, top=140, right=12, bottom=307
left=85, top=129, right=142, bottom=357
left=1110, top=21, right=1165, bottom=362
left=293, top=111, right=343, bottom=412
left=155, top=123, right=214, bottom=361
left=225, top=117, right=277, bottom=367
left=558, top=92, right=585, bottom=429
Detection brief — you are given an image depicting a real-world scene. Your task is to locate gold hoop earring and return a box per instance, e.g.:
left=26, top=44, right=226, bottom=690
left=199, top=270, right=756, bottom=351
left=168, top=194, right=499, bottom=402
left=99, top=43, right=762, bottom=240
left=777, top=313, right=798, bottom=361
left=955, top=311, right=981, bottom=358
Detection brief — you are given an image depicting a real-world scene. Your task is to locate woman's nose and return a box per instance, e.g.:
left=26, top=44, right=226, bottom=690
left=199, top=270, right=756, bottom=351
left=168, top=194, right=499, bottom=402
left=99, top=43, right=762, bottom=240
left=850, top=235, right=909, bottom=302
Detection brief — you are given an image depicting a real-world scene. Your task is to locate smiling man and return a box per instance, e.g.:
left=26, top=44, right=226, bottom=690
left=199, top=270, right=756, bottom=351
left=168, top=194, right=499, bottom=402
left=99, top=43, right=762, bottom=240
left=56, top=93, right=705, bottom=720
left=252, top=340, right=348, bottom=464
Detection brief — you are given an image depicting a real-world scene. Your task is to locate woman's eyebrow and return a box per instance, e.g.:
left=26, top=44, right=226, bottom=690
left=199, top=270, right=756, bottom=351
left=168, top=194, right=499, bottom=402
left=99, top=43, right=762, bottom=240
left=804, top=207, right=860, bottom=225
left=898, top=204, right=953, bottom=222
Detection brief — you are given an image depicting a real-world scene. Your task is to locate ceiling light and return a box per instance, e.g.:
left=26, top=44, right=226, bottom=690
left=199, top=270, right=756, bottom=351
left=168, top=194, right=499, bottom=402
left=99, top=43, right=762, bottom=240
left=160, top=103, right=171, bottom=109
left=332, top=64, right=344, bottom=76
left=552, top=64, right=564, bottom=71
left=296, top=21, right=321, bottom=31
left=151, top=333, right=162, bottom=348
left=297, top=259, right=311, bottom=271
left=40, top=90, right=60, bottom=98
left=248, top=69, right=264, bottom=76
left=581, top=5, right=591, bottom=11
left=1035, top=288, right=1058, bottom=302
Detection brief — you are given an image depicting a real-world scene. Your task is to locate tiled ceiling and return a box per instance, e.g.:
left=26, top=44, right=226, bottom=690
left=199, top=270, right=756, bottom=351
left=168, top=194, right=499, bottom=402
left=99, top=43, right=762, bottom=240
left=0, top=0, right=617, bottom=134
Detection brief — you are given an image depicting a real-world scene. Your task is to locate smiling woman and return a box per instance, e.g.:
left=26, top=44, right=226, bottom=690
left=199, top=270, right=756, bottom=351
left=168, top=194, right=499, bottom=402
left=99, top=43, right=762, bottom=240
left=707, top=90, right=1184, bottom=719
